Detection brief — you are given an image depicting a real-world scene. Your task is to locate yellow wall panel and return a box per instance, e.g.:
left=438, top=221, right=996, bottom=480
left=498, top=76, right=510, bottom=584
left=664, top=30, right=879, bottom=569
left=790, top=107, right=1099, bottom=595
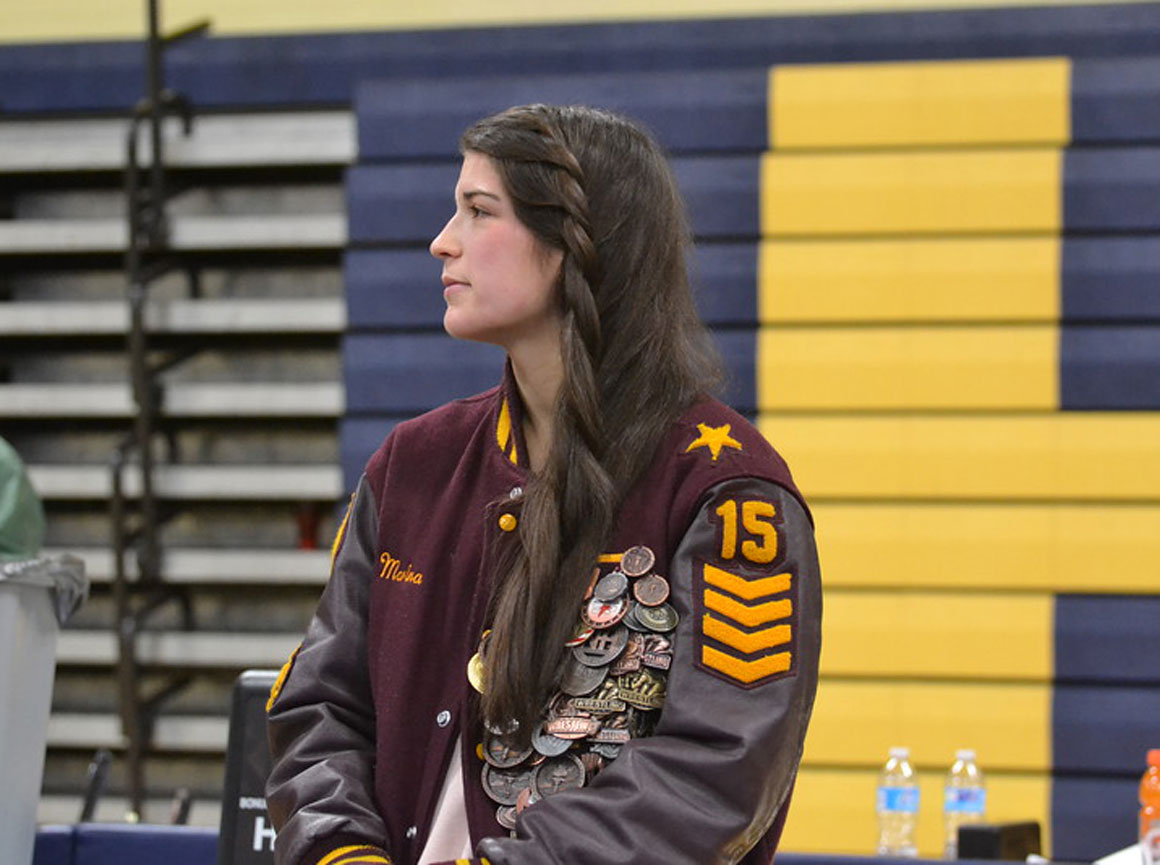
left=770, top=58, right=1070, bottom=149
left=804, top=680, right=1052, bottom=770
left=820, top=590, right=1053, bottom=679
left=760, top=149, right=1062, bottom=236
left=813, top=502, right=1160, bottom=592
left=782, top=767, right=1051, bottom=856
left=759, top=414, right=1160, bottom=501
left=757, top=237, right=1060, bottom=324
left=757, top=326, right=1057, bottom=410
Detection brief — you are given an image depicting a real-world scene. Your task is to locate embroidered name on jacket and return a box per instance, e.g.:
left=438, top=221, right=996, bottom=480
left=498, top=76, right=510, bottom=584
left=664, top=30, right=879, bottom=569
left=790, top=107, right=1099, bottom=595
left=378, top=550, right=424, bottom=585
left=697, top=495, right=796, bottom=687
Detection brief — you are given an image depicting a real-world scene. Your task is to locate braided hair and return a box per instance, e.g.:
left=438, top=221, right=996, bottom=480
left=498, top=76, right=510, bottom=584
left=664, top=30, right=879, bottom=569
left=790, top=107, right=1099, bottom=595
left=461, top=105, right=723, bottom=737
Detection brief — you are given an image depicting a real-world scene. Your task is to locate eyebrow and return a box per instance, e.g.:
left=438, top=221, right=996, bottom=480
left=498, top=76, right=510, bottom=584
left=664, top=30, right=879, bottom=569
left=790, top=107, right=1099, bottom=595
left=462, top=189, right=502, bottom=203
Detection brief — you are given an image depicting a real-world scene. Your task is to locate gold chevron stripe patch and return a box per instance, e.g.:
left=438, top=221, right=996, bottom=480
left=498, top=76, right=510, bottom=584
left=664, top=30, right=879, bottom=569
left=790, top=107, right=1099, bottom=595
left=702, top=614, right=791, bottom=654
left=703, top=589, right=792, bottom=628
left=702, top=645, right=792, bottom=684
left=703, top=563, right=791, bottom=600
left=696, top=561, right=796, bottom=688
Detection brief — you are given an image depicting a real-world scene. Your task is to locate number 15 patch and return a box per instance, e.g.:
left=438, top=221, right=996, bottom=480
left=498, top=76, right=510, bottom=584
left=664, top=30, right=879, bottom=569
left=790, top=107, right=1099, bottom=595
left=696, top=496, right=796, bottom=688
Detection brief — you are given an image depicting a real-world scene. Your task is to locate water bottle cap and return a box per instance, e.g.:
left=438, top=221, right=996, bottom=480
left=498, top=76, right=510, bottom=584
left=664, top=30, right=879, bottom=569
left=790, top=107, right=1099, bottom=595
left=1148, top=749, right=1160, bottom=767
left=956, top=749, right=976, bottom=761
left=890, top=746, right=910, bottom=758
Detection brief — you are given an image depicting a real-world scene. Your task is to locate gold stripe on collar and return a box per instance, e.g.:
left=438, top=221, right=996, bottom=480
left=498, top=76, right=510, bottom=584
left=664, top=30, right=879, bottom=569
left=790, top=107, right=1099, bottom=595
left=496, top=398, right=512, bottom=454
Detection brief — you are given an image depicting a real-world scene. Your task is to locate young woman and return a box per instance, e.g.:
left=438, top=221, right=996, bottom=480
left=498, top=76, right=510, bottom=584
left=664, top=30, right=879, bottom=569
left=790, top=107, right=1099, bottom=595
left=266, top=104, right=821, bottom=865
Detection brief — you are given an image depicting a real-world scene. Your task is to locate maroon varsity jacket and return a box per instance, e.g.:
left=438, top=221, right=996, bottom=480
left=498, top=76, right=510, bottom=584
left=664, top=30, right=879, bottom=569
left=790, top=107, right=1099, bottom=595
left=266, top=368, right=822, bottom=865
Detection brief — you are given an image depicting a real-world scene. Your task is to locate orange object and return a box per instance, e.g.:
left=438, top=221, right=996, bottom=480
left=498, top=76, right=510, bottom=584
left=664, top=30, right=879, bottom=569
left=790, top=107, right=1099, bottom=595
left=1141, top=749, right=1160, bottom=862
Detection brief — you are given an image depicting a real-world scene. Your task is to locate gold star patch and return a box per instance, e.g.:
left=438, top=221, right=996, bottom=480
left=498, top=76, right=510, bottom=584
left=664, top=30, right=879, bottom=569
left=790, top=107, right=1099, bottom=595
left=685, top=423, right=742, bottom=461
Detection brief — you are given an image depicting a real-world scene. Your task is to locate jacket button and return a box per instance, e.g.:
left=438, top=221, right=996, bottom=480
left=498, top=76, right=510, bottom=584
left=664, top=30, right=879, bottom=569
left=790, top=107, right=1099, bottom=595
left=509, top=486, right=523, bottom=499
left=405, top=826, right=417, bottom=839
left=498, top=513, right=517, bottom=532
left=436, top=709, right=452, bottom=727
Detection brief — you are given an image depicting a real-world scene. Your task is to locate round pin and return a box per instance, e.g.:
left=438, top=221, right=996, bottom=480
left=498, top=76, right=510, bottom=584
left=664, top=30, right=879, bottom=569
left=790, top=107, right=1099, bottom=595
left=532, top=753, right=587, bottom=799
left=571, top=625, right=628, bottom=668
left=593, top=570, right=628, bottom=602
left=564, top=622, right=594, bottom=647
left=635, top=602, right=679, bottom=632
left=581, top=595, right=628, bottom=630
left=484, top=733, right=533, bottom=769
left=633, top=573, right=670, bottom=607
left=622, top=603, right=650, bottom=633
left=496, top=805, right=517, bottom=830
left=560, top=654, right=608, bottom=696
left=481, top=763, right=534, bottom=806
left=467, top=652, right=486, bottom=694
left=620, top=545, right=656, bottom=577
left=530, top=722, right=573, bottom=758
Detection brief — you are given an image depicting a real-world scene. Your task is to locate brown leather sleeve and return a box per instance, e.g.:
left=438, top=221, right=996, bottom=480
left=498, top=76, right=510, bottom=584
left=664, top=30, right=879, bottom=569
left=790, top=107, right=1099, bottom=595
left=477, top=478, right=822, bottom=865
left=266, top=474, right=392, bottom=865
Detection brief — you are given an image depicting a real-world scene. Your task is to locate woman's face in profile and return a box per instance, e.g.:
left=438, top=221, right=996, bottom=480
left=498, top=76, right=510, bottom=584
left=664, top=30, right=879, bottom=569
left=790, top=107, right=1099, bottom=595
left=430, top=151, right=563, bottom=352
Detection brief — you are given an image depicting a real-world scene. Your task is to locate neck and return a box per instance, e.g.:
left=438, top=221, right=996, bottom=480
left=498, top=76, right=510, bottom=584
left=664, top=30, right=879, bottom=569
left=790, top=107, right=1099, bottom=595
left=508, top=341, right=563, bottom=474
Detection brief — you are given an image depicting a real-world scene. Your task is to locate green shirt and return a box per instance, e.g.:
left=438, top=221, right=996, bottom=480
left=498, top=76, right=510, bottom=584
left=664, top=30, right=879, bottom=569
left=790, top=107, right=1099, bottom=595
left=0, top=436, right=45, bottom=562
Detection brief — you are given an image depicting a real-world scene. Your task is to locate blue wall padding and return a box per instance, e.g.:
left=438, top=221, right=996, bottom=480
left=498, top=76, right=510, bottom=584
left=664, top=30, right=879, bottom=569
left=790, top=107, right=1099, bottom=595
left=9, top=5, right=1160, bottom=114
left=32, top=825, right=73, bottom=865
left=1054, top=595, right=1160, bottom=683
left=355, top=69, right=768, bottom=160
left=1064, top=148, right=1160, bottom=231
left=341, top=416, right=404, bottom=490
left=347, top=157, right=760, bottom=244
left=1071, top=58, right=1160, bottom=143
left=343, top=333, right=506, bottom=413
left=1062, top=238, right=1160, bottom=322
left=1061, top=326, right=1160, bottom=409
left=1052, top=685, right=1160, bottom=774
left=73, top=824, right=216, bottom=865
left=346, top=163, right=459, bottom=245
left=345, top=249, right=444, bottom=330
left=1051, top=776, right=1139, bottom=862
left=344, top=243, right=758, bottom=330
left=343, top=330, right=756, bottom=415
left=691, top=243, right=760, bottom=326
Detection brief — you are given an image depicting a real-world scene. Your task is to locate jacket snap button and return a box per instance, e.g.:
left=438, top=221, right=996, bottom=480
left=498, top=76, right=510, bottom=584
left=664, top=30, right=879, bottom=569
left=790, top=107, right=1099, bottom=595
left=436, top=709, right=452, bottom=727
left=498, top=513, right=517, bottom=532
left=406, top=826, right=417, bottom=839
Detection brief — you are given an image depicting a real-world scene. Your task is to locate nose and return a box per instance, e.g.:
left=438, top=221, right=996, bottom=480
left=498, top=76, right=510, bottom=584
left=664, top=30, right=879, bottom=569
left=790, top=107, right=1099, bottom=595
left=429, top=215, right=458, bottom=259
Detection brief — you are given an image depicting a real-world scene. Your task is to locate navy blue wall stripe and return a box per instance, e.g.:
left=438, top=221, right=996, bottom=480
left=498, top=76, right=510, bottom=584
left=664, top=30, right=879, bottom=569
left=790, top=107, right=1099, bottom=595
left=1053, top=684, right=1160, bottom=774
left=1071, top=57, right=1160, bottom=144
left=342, top=330, right=755, bottom=415
left=1062, top=326, right=1160, bottom=409
left=346, top=243, right=758, bottom=330
left=6, top=5, right=1160, bottom=113
left=347, top=157, right=761, bottom=244
left=1062, top=237, right=1160, bottom=322
left=356, top=70, right=768, bottom=160
left=1054, top=595, right=1160, bottom=683
left=1064, top=148, right=1160, bottom=232
left=1051, top=777, right=1139, bottom=862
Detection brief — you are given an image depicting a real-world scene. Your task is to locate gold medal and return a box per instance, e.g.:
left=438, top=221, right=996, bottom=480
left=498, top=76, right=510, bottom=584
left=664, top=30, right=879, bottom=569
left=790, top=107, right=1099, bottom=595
left=467, top=651, right=487, bottom=694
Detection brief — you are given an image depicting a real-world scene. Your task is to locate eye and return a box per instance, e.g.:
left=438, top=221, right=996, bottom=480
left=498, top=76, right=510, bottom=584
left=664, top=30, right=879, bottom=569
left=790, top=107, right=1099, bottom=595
left=469, top=205, right=489, bottom=219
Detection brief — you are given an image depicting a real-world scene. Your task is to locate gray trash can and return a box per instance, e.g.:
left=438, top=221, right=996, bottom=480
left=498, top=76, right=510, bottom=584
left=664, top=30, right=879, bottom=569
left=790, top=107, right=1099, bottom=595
left=0, top=554, right=87, bottom=865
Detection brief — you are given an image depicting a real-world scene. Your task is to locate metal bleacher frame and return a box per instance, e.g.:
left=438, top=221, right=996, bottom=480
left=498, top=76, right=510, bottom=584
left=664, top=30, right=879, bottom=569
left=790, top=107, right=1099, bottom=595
left=109, top=0, right=211, bottom=820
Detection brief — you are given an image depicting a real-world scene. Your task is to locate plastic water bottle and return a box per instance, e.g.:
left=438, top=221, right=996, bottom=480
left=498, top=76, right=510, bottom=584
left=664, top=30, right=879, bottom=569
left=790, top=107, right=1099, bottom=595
left=1141, top=749, right=1160, bottom=865
left=944, top=749, right=987, bottom=858
left=877, top=746, right=919, bottom=857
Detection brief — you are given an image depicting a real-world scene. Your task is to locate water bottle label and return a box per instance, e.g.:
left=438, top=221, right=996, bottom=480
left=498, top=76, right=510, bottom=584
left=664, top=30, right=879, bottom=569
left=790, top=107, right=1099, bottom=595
left=944, top=788, right=986, bottom=814
left=877, top=786, right=919, bottom=813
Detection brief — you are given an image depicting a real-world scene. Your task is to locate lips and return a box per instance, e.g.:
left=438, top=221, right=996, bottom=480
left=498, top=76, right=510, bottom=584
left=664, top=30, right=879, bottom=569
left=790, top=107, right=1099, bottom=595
left=441, top=274, right=468, bottom=289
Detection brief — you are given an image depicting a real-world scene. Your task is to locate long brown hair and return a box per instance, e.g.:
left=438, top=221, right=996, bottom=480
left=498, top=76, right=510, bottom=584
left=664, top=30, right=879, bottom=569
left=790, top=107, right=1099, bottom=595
left=463, top=105, right=723, bottom=736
